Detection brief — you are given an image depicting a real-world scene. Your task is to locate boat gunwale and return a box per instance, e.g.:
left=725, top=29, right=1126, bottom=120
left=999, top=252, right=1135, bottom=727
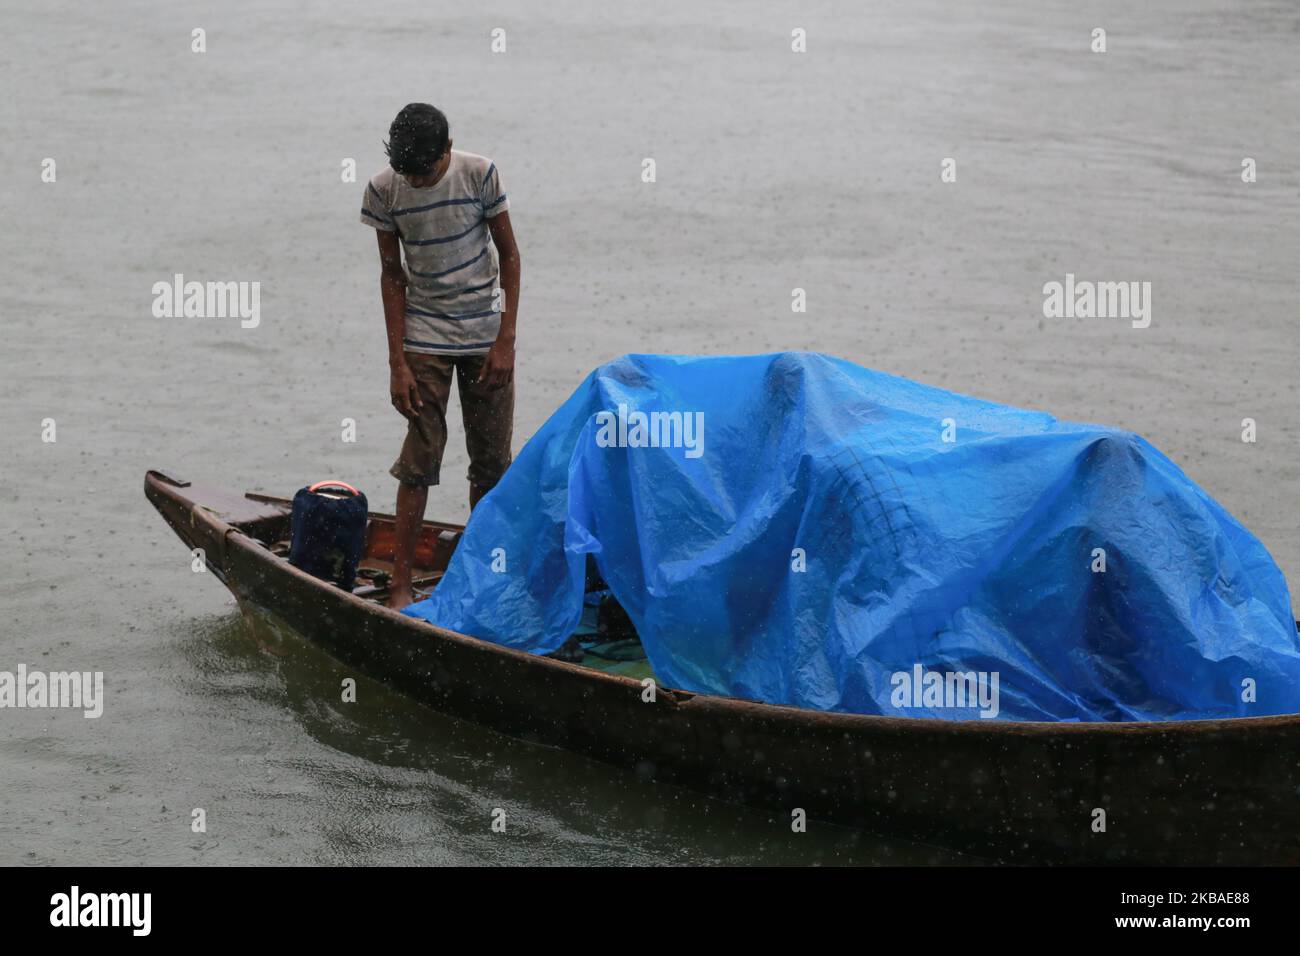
left=146, top=470, right=1300, bottom=741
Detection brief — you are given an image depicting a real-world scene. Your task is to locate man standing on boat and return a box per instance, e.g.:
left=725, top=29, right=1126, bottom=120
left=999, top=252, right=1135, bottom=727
left=360, top=103, right=521, bottom=609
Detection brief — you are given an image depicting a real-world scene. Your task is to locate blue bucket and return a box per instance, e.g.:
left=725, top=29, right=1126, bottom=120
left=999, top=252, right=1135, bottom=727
left=288, top=481, right=368, bottom=590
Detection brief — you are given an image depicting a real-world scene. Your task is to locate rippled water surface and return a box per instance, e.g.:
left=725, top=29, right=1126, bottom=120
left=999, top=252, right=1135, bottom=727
left=2, top=0, right=1296, bottom=864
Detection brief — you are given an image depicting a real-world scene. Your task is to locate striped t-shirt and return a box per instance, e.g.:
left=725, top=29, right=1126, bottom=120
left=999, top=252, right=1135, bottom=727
left=360, top=150, right=509, bottom=355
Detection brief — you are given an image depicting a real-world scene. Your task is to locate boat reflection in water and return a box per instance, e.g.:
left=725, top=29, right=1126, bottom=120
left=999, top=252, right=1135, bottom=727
left=205, top=607, right=964, bottom=865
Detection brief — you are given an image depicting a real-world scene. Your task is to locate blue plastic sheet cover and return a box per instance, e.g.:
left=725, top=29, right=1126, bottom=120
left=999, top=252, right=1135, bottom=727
left=404, top=352, right=1300, bottom=722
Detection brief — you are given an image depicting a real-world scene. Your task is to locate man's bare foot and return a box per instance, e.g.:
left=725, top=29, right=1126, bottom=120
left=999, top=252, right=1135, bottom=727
left=386, top=589, right=413, bottom=610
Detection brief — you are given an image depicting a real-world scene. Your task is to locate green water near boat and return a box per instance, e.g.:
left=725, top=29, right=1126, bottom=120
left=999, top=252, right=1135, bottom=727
left=201, top=604, right=972, bottom=865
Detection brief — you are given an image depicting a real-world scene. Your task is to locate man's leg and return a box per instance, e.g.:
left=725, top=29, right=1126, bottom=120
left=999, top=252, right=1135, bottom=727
left=387, top=353, right=454, bottom=609
left=458, top=356, right=515, bottom=511
left=388, top=481, right=428, bottom=609
left=469, top=481, right=490, bottom=510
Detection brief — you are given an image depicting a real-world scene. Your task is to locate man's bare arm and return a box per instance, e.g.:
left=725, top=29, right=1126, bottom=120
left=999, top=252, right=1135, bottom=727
left=377, top=230, right=421, bottom=417
left=481, top=210, right=520, bottom=389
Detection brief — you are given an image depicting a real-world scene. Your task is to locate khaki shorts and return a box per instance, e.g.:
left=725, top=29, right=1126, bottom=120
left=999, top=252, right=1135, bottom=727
left=390, top=352, right=514, bottom=489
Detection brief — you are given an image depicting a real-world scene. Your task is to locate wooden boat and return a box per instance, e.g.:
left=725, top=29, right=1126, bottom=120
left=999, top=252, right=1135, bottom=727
left=145, top=468, right=1300, bottom=864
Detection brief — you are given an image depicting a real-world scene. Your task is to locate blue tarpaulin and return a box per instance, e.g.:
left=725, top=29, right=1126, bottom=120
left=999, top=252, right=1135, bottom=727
left=404, top=352, right=1300, bottom=721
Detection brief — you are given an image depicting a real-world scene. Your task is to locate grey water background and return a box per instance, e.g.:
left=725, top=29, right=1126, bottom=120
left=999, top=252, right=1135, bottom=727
left=1, top=0, right=1296, bottom=864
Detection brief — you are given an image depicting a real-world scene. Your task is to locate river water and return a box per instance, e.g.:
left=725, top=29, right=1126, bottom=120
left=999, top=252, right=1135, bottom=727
left=1, top=0, right=1296, bottom=864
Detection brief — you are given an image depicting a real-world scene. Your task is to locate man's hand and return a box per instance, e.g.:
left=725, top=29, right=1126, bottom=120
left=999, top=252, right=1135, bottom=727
left=479, top=337, right=515, bottom=390
left=483, top=211, right=519, bottom=391
left=390, top=361, right=422, bottom=418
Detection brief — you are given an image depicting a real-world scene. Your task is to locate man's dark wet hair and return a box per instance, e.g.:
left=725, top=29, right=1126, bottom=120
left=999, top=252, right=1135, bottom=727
left=385, top=103, right=450, bottom=175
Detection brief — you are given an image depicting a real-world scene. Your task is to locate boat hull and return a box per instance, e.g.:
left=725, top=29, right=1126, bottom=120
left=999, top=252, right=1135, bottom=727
left=145, top=470, right=1300, bottom=864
